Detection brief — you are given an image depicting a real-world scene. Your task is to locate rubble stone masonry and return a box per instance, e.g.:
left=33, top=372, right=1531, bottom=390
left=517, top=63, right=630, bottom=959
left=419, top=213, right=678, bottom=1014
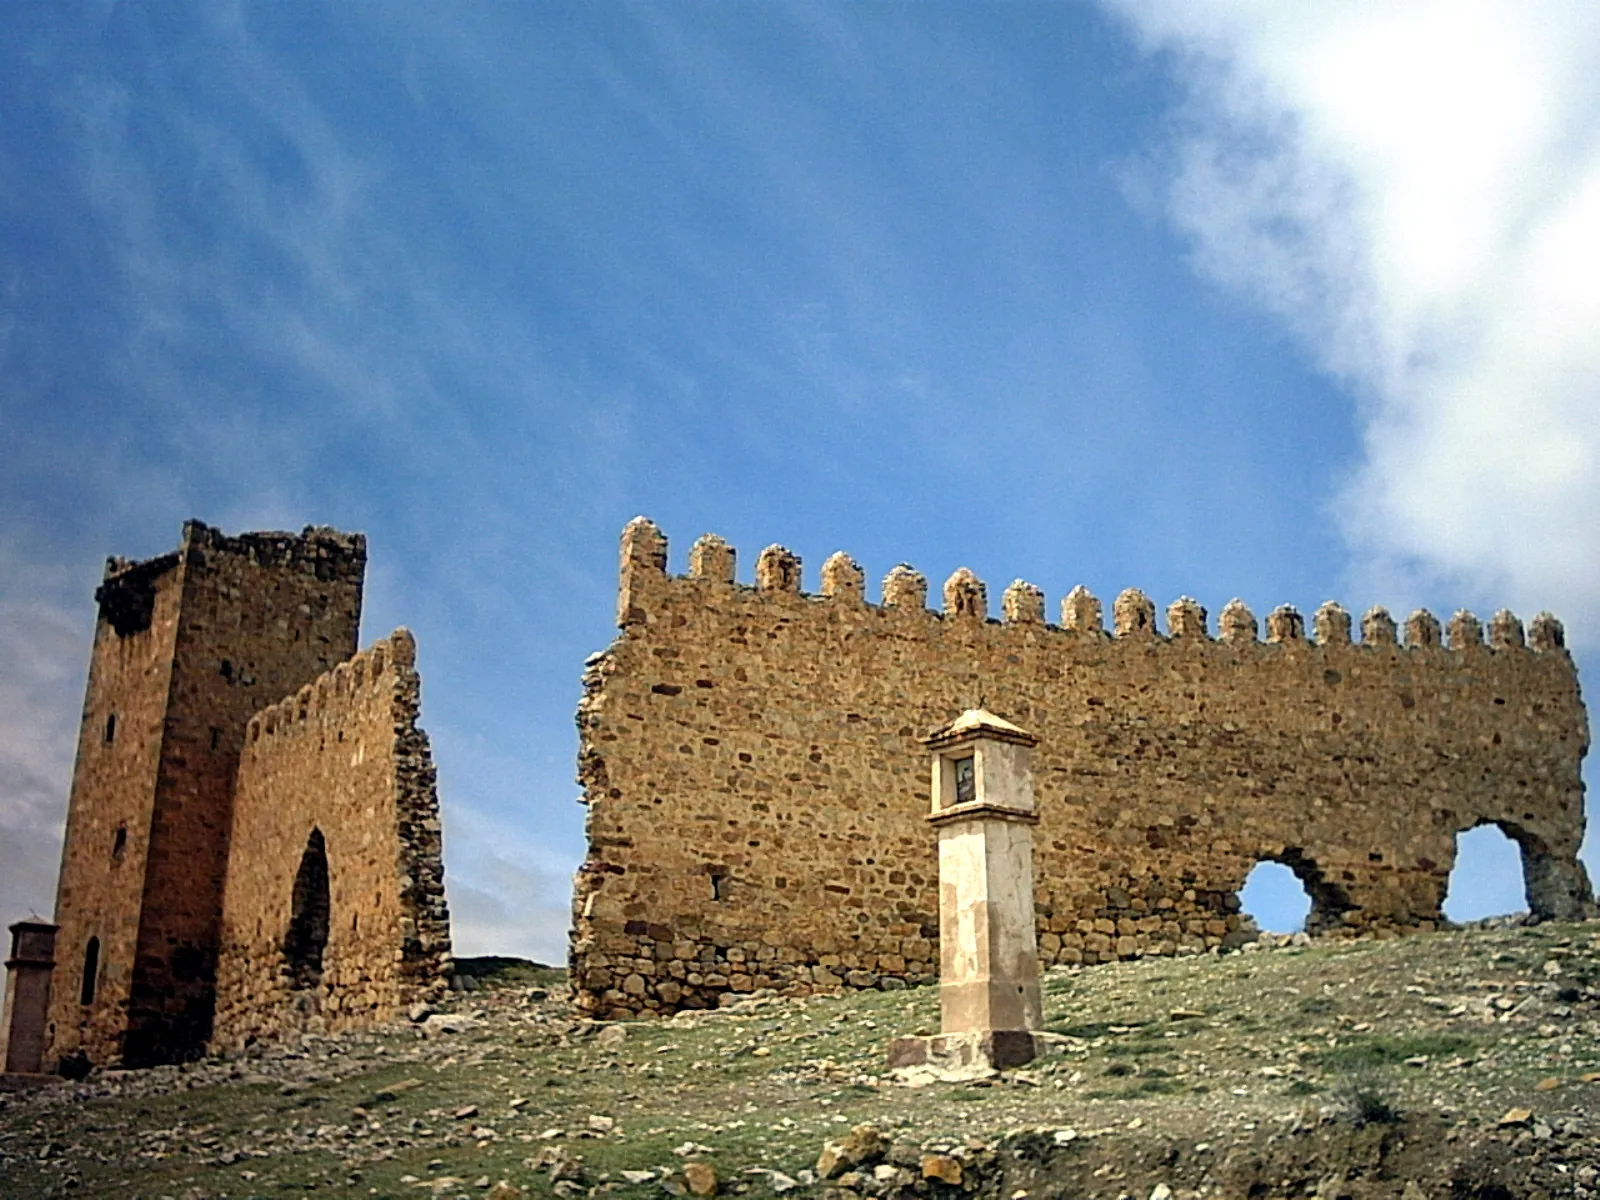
left=211, top=630, right=451, bottom=1051
left=571, top=518, right=1593, bottom=1018
left=47, top=522, right=364, bottom=1066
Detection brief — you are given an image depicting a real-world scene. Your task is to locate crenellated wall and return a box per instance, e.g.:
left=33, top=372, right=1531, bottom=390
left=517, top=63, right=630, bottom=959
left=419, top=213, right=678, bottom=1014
left=572, top=518, right=1593, bottom=1018
left=211, top=630, right=452, bottom=1051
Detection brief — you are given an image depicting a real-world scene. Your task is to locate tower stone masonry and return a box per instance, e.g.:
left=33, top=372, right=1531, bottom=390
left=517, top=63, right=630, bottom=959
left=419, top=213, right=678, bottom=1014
left=37, top=520, right=451, bottom=1070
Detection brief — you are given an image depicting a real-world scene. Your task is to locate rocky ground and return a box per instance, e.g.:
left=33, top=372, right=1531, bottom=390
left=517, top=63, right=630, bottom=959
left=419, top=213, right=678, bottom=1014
left=2, top=921, right=1598, bottom=1199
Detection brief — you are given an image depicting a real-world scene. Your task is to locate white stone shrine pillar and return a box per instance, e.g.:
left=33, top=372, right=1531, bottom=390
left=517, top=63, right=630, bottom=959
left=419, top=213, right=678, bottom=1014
left=889, top=708, right=1043, bottom=1072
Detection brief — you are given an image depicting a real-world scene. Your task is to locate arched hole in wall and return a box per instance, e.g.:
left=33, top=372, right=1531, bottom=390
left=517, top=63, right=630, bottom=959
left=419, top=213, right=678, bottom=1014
left=1237, top=862, right=1312, bottom=934
left=283, top=829, right=330, bottom=991
left=111, top=824, right=127, bottom=861
left=1443, top=824, right=1527, bottom=923
left=1237, top=848, right=1354, bottom=937
left=80, top=937, right=100, bottom=1005
left=103, top=713, right=116, bottom=744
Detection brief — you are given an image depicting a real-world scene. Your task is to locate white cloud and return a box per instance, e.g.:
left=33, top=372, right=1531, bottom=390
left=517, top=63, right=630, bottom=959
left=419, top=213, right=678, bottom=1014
left=1109, top=1, right=1600, bottom=634
left=0, top=547, right=89, bottom=924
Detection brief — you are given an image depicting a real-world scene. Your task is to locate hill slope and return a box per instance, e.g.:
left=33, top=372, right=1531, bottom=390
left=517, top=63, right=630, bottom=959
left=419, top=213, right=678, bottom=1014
left=2, top=923, right=1596, bottom=1199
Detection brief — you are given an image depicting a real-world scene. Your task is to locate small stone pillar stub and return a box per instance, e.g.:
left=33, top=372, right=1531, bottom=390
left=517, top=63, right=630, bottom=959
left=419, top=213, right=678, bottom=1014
left=889, top=709, right=1044, bottom=1074
left=2, top=919, right=57, bottom=1076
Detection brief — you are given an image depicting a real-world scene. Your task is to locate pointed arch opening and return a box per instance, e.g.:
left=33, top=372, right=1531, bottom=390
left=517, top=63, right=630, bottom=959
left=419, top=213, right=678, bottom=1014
left=1443, top=823, right=1528, bottom=923
left=283, top=829, right=330, bottom=992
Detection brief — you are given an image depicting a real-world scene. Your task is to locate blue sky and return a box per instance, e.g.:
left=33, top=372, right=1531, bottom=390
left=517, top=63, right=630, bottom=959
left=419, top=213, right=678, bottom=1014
left=4, top=2, right=1596, bottom=959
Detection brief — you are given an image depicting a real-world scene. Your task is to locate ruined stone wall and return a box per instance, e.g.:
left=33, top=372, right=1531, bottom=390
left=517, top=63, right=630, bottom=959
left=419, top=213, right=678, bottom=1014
left=571, top=519, right=1592, bottom=1018
left=48, top=521, right=365, bottom=1067
left=212, top=630, right=451, bottom=1051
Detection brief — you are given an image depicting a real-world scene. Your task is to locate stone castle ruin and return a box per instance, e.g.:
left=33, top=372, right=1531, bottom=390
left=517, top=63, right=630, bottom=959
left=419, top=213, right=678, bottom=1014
left=3, top=513, right=1592, bottom=1070
left=570, top=518, right=1593, bottom=1019
left=4, top=521, right=451, bottom=1072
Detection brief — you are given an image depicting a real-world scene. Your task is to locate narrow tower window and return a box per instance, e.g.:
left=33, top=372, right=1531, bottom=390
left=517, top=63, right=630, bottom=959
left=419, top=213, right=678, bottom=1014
left=283, top=829, right=331, bottom=991
left=103, top=714, right=116, bottom=744
left=80, top=937, right=100, bottom=1006
left=111, top=825, right=127, bottom=861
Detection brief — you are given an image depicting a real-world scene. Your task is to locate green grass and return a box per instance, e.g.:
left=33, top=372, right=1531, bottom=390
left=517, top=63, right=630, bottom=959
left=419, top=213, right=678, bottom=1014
left=1310, top=1033, right=1478, bottom=1072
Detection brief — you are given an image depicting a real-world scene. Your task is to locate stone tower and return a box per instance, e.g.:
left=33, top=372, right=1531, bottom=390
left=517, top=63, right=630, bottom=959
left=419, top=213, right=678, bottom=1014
left=46, top=521, right=365, bottom=1067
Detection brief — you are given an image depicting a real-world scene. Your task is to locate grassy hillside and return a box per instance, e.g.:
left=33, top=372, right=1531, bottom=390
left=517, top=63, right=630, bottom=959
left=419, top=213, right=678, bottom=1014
left=2, top=924, right=1596, bottom=1199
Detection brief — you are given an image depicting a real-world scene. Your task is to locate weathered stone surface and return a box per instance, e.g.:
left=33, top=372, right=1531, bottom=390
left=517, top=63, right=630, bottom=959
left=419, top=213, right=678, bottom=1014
left=943, top=569, right=986, bottom=620
left=882, top=565, right=928, bottom=610
left=1266, top=605, right=1304, bottom=644
left=688, top=535, right=735, bottom=585
left=1, top=922, right=56, bottom=1074
left=682, top=1161, right=717, bottom=1196
left=1218, top=599, right=1257, bottom=645
left=817, top=1124, right=886, bottom=1178
left=572, top=521, right=1593, bottom=1017
left=1002, top=581, right=1045, bottom=626
left=1313, top=602, right=1351, bottom=646
left=821, top=553, right=865, bottom=604
left=1060, top=586, right=1103, bottom=634
left=1166, top=598, right=1207, bottom=640
left=211, top=630, right=452, bottom=1052
left=47, top=522, right=367, bottom=1068
left=1113, top=588, right=1155, bottom=638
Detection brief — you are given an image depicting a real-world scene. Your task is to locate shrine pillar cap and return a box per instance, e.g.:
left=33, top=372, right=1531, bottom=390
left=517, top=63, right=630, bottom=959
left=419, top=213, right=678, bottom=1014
left=922, top=707, right=1038, bottom=751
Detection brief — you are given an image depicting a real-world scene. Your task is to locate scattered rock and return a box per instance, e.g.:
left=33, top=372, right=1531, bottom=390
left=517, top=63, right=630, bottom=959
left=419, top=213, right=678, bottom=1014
left=597, top=1025, right=628, bottom=1048
left=683, top=1161, right=718, bottom=1196
left=817, top=1123, right=887, bottom=1179
left=1498, top=1108, right=1533, bottom=1127
left=422, top=1013, right=480, bottom=1037
left=922, top=1154, right=963, bottom=1185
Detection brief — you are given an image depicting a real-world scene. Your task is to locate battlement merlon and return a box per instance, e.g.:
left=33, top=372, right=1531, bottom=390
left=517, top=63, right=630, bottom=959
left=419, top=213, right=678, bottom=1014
left=609, top=518, right=1576, bottom=659
left=246, top=629, right=416, bottom=744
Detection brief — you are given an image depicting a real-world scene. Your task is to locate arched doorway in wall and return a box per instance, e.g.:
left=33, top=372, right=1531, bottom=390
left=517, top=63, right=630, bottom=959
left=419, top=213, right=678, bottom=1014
left=283, top=829, right=331, bottom=992
left=1443, top=823, right=1527, bottom=923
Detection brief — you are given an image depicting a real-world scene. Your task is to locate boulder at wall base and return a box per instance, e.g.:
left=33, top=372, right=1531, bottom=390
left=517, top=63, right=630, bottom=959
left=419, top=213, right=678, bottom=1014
left=817, top=1124, right=887, bottom=1179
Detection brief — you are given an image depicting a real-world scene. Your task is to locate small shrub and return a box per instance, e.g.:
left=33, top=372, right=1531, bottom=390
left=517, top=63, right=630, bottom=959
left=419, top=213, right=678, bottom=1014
left=1334, top=1069, right=1402, bottom=1126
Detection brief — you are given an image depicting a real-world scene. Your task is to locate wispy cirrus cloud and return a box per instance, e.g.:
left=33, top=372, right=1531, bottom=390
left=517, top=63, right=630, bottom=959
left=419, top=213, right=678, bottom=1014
left=1108, top=1, right=1600, bottom=634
